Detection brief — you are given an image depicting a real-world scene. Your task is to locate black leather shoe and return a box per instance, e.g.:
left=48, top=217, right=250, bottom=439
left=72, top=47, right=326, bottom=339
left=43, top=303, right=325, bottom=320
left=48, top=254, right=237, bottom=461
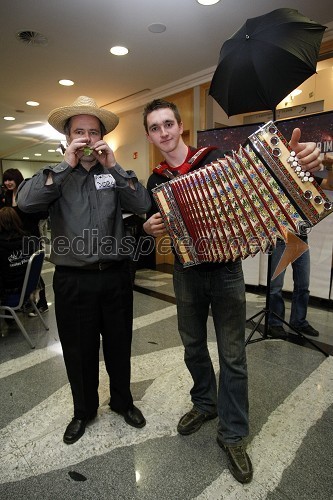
left=267, top=325, right=288, bottom=339
left=63, top=412, right=97, bottom=445
left=177, top=407, right=218, bottom=436
left=217, top=436, right=253, bottom=484
left=291, top=323, right=319, bottom=337
left=63, top=418, right=87, bottom=445
left=115, top=405, right=146, bottom=428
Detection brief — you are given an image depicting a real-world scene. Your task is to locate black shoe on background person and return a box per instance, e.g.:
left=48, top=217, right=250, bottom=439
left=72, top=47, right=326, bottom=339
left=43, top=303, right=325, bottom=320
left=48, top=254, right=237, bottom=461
left=290, top=323, right=319, bottom=337
left=28, top=304, right=49, bottom=317
left=267, top=325, right=288, bottom=339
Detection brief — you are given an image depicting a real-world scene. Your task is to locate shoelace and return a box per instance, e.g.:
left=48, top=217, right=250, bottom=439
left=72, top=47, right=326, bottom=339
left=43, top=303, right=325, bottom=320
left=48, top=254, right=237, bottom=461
left=231, top=446, right=248, bottom=468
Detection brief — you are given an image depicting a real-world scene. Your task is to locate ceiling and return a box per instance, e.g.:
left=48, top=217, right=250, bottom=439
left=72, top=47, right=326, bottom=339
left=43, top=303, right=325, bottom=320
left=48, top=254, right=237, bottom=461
left=1, top=0, right=333, bottom=165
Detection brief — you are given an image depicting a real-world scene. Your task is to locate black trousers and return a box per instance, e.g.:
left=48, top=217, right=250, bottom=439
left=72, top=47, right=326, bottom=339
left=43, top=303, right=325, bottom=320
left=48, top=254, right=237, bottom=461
left=53, top=262, right=134, bottom=419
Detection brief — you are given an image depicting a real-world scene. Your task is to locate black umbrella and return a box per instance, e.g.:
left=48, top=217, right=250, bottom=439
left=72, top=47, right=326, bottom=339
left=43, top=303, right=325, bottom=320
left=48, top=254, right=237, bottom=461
left=209, top=8, right=326, bottom=118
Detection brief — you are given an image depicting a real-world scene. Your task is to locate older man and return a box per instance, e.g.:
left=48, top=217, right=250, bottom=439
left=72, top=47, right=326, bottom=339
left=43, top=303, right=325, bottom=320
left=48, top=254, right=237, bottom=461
left=18, top=96, right=151, bottom=444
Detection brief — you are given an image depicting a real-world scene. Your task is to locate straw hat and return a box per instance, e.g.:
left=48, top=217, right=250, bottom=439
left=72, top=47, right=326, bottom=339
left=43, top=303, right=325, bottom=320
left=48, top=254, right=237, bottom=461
left=48, top=96, right=119, bottom=135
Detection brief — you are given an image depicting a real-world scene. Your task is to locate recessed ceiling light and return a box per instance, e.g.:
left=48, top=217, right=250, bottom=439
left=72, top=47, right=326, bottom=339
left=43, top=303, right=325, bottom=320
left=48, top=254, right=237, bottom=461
left=290, top=89, right=302, bottom=97
left=148, top=23, right=166, bottom=33
left=3, top=116, right=15, bottom=120
left=48, top=149, right=56, bottom=152
left=197, top=0, right=220, bottom=5
left=59, top=79, right=74, bottom=86
left=110, top=46, right=129, bottom=56
left=16, top=30, right=48, bottom=46
left=34, top=153, right=42, bottom=156
left=26, top=100, right=40, bottom=106
left=23, top=157, right=30, bottom=160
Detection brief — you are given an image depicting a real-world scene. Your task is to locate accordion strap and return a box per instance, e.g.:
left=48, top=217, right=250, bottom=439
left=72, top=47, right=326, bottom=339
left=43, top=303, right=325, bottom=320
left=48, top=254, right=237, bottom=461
left=153, top=146, right=217, bottom=179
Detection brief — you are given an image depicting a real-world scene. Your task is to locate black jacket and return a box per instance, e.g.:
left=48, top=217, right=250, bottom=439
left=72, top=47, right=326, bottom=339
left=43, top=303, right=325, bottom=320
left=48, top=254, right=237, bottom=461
left=4, top=190, right=48, bottom=238
left=0, top=231, right=35, bottom=299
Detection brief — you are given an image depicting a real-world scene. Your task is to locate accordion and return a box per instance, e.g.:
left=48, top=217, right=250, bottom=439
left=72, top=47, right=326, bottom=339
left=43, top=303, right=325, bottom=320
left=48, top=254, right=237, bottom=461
left=152, top=121, right=333, bottom=267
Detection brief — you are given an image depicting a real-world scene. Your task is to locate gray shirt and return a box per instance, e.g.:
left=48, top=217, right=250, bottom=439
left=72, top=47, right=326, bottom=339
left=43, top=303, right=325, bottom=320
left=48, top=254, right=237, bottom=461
left=17, top=161, right=151, bottom=267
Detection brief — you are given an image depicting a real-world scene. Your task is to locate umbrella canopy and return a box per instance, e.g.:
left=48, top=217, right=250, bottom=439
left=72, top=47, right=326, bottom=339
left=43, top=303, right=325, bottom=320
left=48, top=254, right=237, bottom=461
left=209, top=8, right=326, bottom=117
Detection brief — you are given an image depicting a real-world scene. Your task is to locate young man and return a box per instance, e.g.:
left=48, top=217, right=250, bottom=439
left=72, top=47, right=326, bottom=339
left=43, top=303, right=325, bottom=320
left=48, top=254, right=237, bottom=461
left=142, top=99, right=323, bottom=484
left=18, top=96, right=151, bottom=445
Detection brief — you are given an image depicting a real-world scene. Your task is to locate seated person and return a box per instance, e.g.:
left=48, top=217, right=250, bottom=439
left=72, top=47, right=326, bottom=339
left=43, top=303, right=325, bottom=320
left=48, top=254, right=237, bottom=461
left=2, top=168, right=49, bottom=314
left=0, top=207, right=35, bottom=310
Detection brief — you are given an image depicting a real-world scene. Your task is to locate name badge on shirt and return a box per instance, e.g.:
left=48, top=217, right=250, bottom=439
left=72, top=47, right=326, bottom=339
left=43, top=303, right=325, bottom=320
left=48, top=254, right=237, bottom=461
left=94, top=174, right=116, bottom=190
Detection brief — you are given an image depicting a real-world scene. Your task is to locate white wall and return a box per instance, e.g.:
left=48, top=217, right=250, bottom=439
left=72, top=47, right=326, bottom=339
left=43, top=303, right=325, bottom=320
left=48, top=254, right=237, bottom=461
left=104, top=107, right=150, bottom=186
left=2, top=159, right=58, bottom=179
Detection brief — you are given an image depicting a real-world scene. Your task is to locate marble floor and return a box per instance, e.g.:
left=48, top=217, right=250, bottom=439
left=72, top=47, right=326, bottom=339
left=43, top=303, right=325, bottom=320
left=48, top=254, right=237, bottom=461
left=0, top=263, right=332, bottom=499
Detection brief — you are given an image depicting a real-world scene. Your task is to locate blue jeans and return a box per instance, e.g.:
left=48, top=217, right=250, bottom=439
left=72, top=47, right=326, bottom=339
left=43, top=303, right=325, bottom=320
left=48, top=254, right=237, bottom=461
left=269, top=239, right=310, bottom=328
left=173, top=260, right=248, bottom=444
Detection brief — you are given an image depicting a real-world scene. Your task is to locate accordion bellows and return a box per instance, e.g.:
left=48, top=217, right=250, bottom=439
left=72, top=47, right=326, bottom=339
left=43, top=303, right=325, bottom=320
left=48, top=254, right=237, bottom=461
left=152, top=121, right=333, bottom=267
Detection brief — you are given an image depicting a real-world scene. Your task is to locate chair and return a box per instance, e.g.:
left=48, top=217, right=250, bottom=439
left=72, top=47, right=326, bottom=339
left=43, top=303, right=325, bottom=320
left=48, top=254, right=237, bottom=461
left=0, top=250, right=49, bottom=348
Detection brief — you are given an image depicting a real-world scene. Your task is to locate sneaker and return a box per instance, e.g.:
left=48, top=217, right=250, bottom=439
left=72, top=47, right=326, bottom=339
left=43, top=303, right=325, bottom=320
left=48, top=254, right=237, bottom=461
left=217, top=436, right=253, bottom=484
left=267, top=325, right=288, bottom=338
left=177, top=406, right=217, bottom=436
left=38, top=305, right=49, bottom=314
left=28, top=305, right=49, bottom=317
left=291, top=324, right=319, bottom=337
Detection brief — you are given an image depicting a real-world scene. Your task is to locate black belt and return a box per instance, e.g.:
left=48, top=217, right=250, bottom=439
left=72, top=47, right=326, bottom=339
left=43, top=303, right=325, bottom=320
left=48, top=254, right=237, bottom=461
left=56, top=261, right=126, bottom=272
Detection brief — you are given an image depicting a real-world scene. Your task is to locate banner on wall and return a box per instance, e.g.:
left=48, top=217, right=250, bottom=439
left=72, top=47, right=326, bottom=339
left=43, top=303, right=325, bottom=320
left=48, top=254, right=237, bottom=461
left=197, top=110, right=333, bottom=154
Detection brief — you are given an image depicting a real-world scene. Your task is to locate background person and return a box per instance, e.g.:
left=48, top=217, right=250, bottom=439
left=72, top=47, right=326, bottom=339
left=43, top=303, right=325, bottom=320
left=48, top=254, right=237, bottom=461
left=268, top=161, right=333, bottom=338
left=2, top=168, right=49, bottom=315
left=268, top=236, right=318, bottom=338
left=17, top=96, right=151, bottom=445
left=142, top=98, right=323, bottom=484
left=0, top=207, right=36, bottom=321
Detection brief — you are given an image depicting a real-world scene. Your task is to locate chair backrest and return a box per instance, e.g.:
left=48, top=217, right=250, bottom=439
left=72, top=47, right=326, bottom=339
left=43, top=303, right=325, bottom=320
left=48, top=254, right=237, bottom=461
left=3, top=250, right=45, bottom=309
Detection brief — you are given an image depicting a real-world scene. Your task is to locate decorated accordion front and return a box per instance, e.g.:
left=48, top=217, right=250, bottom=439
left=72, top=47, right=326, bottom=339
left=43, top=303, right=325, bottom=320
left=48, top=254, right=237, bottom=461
left=152, top=121, right=333, bottom=267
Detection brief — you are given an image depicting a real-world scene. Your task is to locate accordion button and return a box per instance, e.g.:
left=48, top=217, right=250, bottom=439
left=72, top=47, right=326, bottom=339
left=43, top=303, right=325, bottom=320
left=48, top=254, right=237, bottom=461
left=268, top=125, right=277, bottom=134
left=324, top=201, right=332, bottom=210
left=304, top=190, right=312, bottom=200
left=314, top=195, right=323, bottom=205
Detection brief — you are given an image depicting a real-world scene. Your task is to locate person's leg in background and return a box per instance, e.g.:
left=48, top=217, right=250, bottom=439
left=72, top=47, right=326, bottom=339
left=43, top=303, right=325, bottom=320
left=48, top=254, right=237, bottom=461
left=268, top=240, right=288, bottom=337
left=36, top=276, right=48, bottom=311
left=289, top=248, right=319, bottom=336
